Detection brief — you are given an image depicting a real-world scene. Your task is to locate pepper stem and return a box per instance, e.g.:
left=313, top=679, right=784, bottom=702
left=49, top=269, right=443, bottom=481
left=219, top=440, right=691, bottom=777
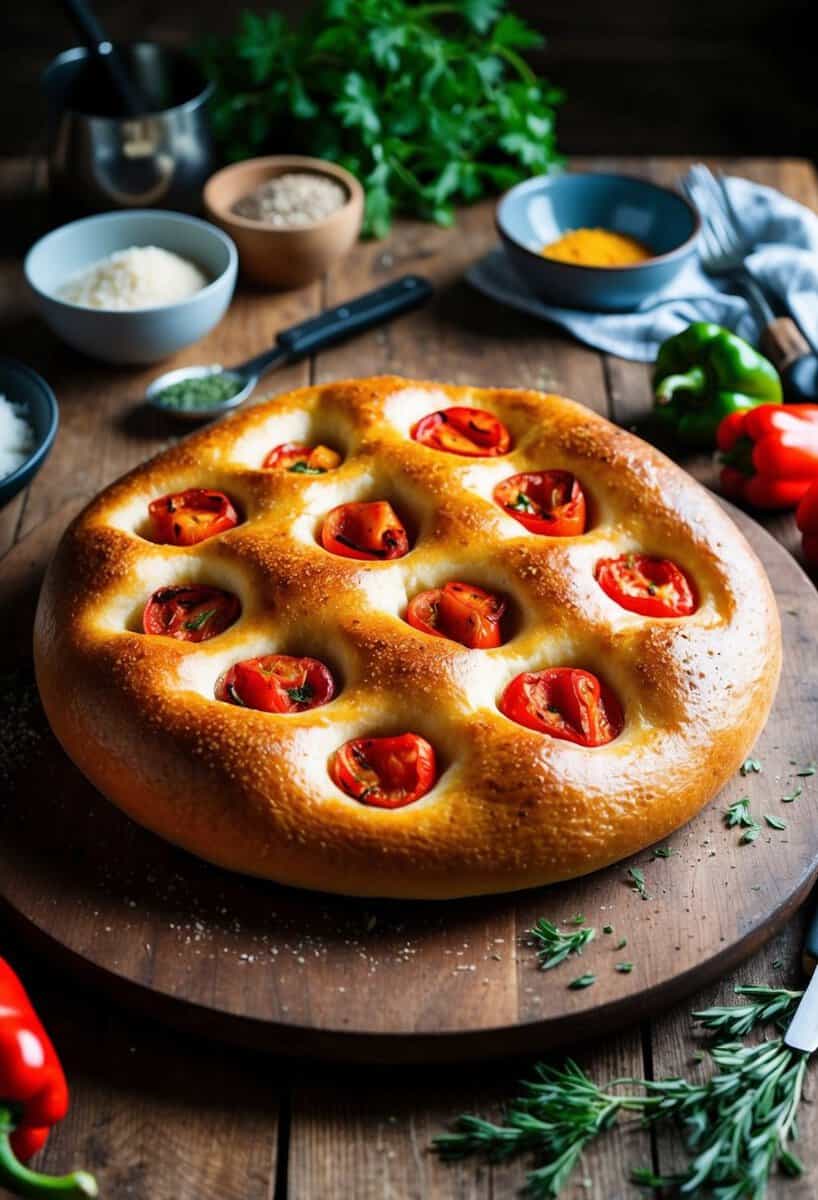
left=0, top=1108, right=97, bottom=1199
left=654, top=365, right=708, bottom=405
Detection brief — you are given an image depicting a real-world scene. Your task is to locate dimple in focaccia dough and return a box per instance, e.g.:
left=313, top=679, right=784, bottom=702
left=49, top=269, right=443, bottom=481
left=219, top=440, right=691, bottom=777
left=34, top=377, right=781, bottom=899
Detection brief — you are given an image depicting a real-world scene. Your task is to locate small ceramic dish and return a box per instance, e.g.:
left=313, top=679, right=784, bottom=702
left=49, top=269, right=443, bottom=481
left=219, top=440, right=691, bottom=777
left=0, top=357, right=59, bottom=507
left=496, top=171, right=700, bottom=312
left=203, top=155, right=364, bottom=289
left=24, top=210, right=238, bottom=365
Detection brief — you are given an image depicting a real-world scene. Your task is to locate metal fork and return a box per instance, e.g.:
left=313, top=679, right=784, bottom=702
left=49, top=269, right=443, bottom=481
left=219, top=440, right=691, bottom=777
left=682, top=164, right=775, bottom=324
left=681, top=163, right=814, bottom=395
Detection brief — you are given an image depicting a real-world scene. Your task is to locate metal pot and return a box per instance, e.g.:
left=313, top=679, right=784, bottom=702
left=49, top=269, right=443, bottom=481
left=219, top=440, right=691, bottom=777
left=42, top=42, right=215, bottom=216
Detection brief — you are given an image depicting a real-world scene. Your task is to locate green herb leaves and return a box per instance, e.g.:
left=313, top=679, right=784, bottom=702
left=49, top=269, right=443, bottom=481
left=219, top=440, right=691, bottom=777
left=568, top=973, right=596, bottom=990
left=182, top=608, right=216, bottom=632
left=627, top=867, right=649, bottom=900
left=693, top=985, right=802, bottom=1038
left=434, top=986, right=810, bottom=1199
left=200, top=0, right=563, bottom=236
left=740, top=756, right=762, bottom=776
left=529, top=919, right=595, bottom=971
left=725, top=796, right=762, bottom=844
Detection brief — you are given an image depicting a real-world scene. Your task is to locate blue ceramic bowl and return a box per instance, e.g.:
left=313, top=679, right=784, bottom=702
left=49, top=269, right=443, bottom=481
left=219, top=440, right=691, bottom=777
left=0, top=358, right=59, bottom=507
left=496, top=172, right=699, bottom=312
left=24, top=210, right=238, bottom=365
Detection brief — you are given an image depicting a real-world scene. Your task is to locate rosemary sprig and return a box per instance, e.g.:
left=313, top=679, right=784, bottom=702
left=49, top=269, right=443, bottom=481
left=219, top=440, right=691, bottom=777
left=434, top=986, right=809, bottom=1198
left=693, top=985, right=802, bottom=1037
left=633, top=1038, right=809, bottom=1197
left=528, top=919, right=595, bottom=971
left=434, top=1059, right=646, bottom=1198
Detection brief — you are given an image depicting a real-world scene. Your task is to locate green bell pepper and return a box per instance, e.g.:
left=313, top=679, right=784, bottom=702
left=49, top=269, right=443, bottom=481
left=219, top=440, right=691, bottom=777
left=652, top=322, right=782, bottom=447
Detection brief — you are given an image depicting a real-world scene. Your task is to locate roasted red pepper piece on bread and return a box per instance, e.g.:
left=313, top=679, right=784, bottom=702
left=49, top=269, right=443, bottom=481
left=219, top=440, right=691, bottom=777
left=595, top=553, right=696, bottom=618
left=499, top=668, right=623, bottom=747
left=1, top=956, right=97, bottom=1197
left=262, top=443, right=341, bottom=473
left=717, top=404, right=818, bottom=509
left=407, top=581, right=506, bottom=648
left=148, top=488, right=239, bottom=546
left=329, top=734, right=437, bottom=808
left=494, top=471, right=587, bottom=536
left=411, top=406, right=511, bottom=457
left=321, top=501, right=409, bottom=560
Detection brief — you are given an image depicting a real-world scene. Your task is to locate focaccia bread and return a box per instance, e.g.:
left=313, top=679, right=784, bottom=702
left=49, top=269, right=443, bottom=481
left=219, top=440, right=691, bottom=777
left=34, top=377, right=781, bottom=898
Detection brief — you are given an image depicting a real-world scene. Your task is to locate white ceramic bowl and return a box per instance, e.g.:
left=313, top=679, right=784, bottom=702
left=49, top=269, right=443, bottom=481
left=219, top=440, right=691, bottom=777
left=24, top=210, right=238, bottom=364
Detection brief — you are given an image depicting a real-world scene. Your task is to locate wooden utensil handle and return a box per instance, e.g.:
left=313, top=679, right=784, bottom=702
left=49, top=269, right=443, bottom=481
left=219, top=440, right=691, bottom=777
left=760, top=317, right=812, bottom=372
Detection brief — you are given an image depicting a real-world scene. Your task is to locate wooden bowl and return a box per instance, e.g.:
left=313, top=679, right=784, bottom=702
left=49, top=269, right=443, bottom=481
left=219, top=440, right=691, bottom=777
left=203, top=156, right=364, bottom=289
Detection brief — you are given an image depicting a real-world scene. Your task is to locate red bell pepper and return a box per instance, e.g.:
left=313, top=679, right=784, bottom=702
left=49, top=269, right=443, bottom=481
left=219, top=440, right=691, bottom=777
left=0, top=957, right=97, bottom=1197
left=796, top=478, right=818, bottom=567
left=717, top=404, right=818, bottom=509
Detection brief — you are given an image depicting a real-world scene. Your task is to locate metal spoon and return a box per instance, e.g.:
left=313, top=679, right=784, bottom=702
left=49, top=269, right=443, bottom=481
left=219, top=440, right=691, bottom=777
left=146, top=275, right=434, bottom=421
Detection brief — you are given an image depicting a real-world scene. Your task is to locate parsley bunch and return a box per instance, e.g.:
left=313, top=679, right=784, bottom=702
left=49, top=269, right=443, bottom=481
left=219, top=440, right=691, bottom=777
left=199, top=0, right=563, bottom=236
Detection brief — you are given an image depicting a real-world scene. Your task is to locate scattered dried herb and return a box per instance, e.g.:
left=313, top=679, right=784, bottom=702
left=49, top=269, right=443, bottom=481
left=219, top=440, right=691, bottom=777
left=740, top=757, right=762, bottom=775
left=764, top=814, right=787, bottom=830
left=529, top=919, right=595, bottom=971
left=627, top=867, right=649, bottom=900
left=568, top=973, right=596, bottom=990
left=726, top=796, right=762, bottom=843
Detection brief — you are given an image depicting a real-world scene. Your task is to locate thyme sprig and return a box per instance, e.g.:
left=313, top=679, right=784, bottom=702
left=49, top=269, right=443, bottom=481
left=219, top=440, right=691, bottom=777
left=434, top=986, right=810, bottom=1198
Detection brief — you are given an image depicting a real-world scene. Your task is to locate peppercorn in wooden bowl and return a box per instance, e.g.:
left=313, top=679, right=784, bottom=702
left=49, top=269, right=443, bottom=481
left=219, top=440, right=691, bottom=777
left=204, top=156, right=364, bottom=289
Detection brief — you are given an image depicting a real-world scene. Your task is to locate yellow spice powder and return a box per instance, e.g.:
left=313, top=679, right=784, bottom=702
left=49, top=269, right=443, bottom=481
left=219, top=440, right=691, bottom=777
left=541, top=227, right=652, bottom=267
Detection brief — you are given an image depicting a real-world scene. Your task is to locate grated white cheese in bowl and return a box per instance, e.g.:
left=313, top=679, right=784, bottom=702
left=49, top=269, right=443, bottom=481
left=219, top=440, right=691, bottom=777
left=57, top=245, right=209, bottom=311
left=0, top=393, right=35, bottom=479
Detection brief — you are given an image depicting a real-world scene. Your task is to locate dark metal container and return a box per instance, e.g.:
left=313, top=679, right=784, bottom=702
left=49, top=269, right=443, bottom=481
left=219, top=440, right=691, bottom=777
left=42, top=43, right=215, bottom=215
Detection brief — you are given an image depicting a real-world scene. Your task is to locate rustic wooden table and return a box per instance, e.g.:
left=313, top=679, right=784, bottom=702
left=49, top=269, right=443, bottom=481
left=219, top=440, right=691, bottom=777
left=2, top=155, right=817, bottom=1200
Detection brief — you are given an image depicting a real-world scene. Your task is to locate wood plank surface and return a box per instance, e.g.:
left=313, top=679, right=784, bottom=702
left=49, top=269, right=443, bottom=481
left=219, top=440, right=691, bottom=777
left=2, top=156, right=818, bottom=1200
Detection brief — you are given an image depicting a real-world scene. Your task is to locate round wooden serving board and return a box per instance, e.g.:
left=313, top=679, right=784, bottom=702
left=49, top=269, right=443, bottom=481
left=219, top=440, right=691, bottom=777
left=2, top=504, right=817, bottom=1064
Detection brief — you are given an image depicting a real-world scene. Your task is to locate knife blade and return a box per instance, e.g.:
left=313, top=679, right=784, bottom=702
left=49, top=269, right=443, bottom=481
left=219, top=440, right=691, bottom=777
left=784, top=900, right=818, bottom=1053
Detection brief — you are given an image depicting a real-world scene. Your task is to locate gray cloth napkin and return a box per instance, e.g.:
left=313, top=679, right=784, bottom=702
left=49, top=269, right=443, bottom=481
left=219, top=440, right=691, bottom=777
left=467, top=176, right=818, bottom=362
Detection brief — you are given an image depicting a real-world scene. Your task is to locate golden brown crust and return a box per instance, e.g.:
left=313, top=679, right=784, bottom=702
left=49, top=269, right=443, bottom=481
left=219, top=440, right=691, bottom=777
left=33, top=376, right=781, bottom=898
